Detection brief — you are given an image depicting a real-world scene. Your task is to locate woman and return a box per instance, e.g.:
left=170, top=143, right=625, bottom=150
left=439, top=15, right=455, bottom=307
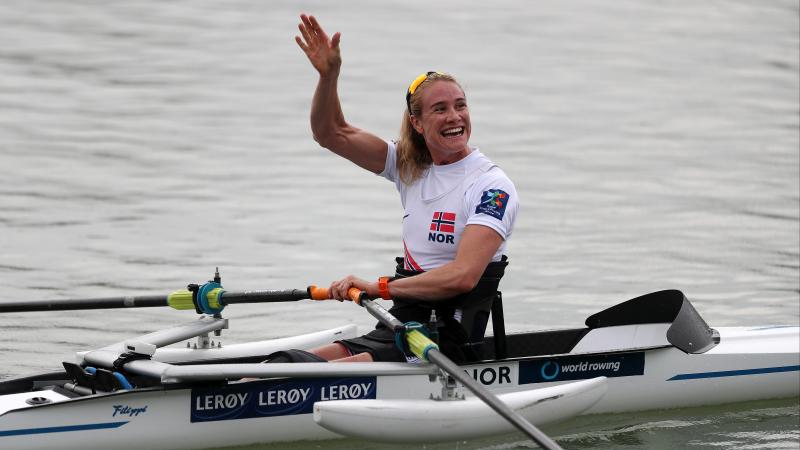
left=295, top=14, right=518, bottom=363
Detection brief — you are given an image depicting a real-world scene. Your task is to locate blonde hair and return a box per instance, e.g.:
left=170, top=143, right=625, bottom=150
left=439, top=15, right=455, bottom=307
left=396, top=72, right=463, bottom=184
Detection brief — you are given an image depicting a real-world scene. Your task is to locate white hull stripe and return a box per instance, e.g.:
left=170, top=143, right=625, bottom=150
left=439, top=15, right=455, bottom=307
left=0, top=421, right=128, bottom=437
left=667, top=364, right=800, bottom=381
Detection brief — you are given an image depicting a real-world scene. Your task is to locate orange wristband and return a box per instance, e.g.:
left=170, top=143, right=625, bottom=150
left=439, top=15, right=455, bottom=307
left=378, top=276, right=392, bottom=300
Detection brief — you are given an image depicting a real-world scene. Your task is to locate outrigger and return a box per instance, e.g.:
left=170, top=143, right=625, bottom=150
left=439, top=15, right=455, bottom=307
left=0, top=270, right=797, bottom=450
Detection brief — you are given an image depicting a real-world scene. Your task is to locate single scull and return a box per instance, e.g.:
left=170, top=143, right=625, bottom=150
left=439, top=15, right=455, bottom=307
left=0, top=276, right=797, bottom=450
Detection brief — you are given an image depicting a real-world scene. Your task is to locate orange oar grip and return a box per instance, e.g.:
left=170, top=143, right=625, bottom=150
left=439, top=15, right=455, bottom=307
left=307, top=285, right=367, bottom=304
left=307, top=285, right=330, bottom=301
left=347, top=287, right=366, bottom=305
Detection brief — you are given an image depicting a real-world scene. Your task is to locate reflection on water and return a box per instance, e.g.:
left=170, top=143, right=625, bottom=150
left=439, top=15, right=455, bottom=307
left=225, top=398, right=800, bottom=450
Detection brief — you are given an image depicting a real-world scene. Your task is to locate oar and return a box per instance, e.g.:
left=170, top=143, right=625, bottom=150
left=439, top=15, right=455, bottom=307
left=309, top=287, right=564, bottom=450
left=0, top=287, right=323, bottom=314
left=2, top=278, right=561, bottom=447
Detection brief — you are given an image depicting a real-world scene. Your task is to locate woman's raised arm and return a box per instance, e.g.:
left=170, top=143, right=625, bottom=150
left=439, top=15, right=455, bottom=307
left=296, top=14, right=387, bottom=173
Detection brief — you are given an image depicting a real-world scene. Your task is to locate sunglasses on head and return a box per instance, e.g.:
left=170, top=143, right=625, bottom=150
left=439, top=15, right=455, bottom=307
left=405, top=71, right=443, bottom=114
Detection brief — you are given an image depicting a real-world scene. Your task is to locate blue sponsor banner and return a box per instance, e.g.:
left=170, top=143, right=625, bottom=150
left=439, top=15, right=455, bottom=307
left=191, top=376, right=376, bottom=422
left=519, top=352, right=645, bottom=384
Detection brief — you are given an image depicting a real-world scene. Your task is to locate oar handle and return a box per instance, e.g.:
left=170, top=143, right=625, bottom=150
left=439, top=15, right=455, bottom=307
left=307, top=286, right=367, bottom=304
left=307, top=285, right=331, bottom=301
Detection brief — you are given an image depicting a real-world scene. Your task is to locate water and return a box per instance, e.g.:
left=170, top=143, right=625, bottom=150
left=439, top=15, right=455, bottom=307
left=1, top=0, right=798, bottom=448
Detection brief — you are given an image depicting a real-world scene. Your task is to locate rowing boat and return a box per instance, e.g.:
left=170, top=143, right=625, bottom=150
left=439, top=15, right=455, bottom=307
left=0, top=284, right=797, bottom=449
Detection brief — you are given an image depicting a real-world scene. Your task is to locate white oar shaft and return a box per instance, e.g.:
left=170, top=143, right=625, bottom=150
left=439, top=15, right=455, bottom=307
left=427, top=349, right=563, bottom=449
left=359, top=298, right=563, bottom=450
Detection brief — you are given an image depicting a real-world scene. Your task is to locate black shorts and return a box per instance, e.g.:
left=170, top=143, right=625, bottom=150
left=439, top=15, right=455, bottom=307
left=338, top=328, right=407, bottom=362
left=338, top=321, right=469, bottom=363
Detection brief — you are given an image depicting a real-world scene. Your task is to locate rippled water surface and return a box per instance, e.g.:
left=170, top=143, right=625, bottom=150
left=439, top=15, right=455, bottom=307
left=1, top=0, right=798, bottom=448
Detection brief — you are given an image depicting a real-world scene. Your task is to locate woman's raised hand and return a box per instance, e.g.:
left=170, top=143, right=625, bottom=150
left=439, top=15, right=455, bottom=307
left=295, top=14, right=341, bottom=77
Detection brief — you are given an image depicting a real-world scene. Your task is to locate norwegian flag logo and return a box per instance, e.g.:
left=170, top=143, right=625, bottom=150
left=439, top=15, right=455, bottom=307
left=430, top=212, right=456, bottom=233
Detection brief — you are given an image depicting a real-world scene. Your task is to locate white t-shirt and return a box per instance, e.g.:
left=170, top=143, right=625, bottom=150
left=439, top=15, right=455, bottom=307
left=379, top=141, right=518, bottom=271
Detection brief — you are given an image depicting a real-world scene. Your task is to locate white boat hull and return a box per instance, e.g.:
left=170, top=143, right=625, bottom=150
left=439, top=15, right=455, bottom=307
left=3, top=279, right=799, bottom=450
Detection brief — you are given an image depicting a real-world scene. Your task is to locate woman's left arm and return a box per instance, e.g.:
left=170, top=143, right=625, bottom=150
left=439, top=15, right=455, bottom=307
left=328, top=224, right=503, bottom=301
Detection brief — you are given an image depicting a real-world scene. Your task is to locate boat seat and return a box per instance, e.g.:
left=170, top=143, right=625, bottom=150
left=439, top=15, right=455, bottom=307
left=461, top=291, right=509, bottom=362
left=393, top=256, right=510, bottom=362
